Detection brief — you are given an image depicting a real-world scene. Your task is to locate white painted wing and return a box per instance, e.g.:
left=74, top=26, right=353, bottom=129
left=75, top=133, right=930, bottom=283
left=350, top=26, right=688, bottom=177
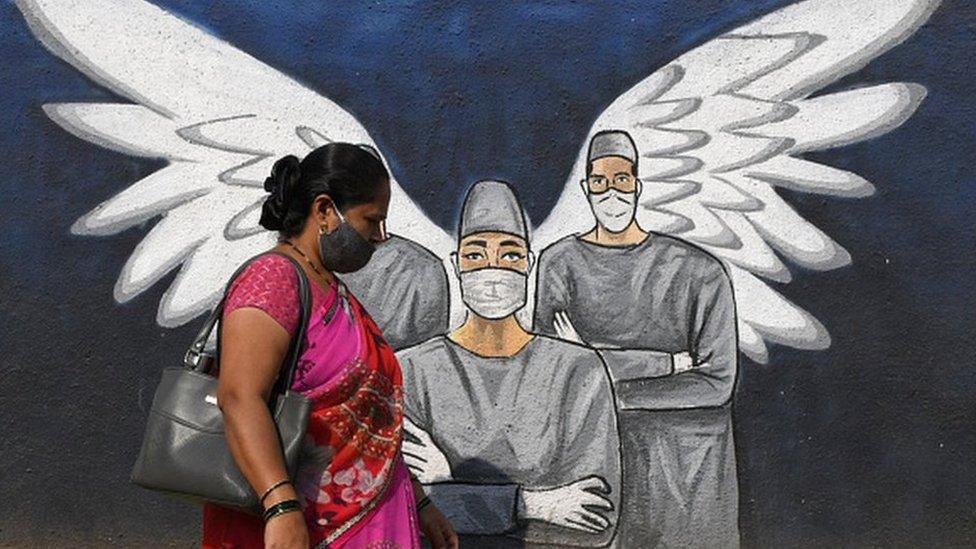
left=17, top=0, right=453, bottom=327
left=534, top=0, right=938, bottom=362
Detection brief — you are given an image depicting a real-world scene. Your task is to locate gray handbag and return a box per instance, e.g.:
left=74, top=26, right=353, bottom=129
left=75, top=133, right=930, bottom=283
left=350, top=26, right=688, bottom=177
left=130, top=252, right=313, bottom=514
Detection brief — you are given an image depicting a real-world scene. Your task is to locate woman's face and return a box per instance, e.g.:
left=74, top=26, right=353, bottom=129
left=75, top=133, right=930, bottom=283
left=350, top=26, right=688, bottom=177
left=316, top=179, right=391, bottom=243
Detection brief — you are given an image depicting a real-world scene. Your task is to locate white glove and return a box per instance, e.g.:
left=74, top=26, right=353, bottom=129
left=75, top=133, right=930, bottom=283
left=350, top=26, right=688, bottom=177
left=553, top=311, right=585, bottom=345
left=672, top=352, right=710, bottom=374
left=518, top=476, right=614, bottom=533
left=402, top=416, right=452, bottom=484
left=672, top=351, right=694, bottom=373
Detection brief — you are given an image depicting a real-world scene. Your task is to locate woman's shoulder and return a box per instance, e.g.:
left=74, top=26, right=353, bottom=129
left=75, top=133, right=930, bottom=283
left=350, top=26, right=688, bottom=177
left=224, top=252, right=302, bottom=333
left=236, top=252, right=299, bottom=281
left=228, top=252, right=303, bottom=293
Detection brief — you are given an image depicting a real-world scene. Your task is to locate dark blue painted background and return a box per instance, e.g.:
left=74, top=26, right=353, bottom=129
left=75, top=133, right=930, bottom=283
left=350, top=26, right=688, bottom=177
left=1, top=0, right=974, bottom=546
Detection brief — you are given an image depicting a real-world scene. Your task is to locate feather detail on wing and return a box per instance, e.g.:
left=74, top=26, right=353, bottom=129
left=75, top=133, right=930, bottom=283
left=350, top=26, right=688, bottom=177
left=534, top=0, right=937, bottom=362
left=17, top=0, right=452, bottom=326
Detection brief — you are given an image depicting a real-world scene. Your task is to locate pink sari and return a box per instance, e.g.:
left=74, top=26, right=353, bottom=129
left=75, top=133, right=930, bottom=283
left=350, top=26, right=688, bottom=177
left=201, top=253, right=421, bottom=548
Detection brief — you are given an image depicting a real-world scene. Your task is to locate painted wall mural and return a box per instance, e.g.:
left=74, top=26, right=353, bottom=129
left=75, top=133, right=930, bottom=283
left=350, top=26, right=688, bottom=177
left=3, top=0, right=974, bottom=547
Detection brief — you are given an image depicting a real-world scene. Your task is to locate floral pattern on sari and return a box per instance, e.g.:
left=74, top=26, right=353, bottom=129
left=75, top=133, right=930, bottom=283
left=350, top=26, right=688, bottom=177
left=300, top=289, right=406, bottom=545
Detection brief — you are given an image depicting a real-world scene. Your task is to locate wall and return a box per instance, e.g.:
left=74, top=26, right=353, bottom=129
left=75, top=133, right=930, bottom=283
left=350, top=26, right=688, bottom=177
left=1, top=0, right=974, bottom=547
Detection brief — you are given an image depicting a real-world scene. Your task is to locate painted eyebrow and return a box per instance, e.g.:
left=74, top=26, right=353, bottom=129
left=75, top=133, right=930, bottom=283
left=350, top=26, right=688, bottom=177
left=463, top=240, right=488, bottom=248
left=614, top=171, right=631, bottom=177
left=499, top=240, right=524, bottom=247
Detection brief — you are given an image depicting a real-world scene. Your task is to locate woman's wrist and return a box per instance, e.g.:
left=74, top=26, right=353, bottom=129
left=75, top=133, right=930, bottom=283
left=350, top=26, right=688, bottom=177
left=260, top=479, right=292, bottom=506
left=416, top=494, right=433, bottom=513
left=263, top=484, right=300, bottom=510
left=410, top=476, right=427, bottom=503
left=264, top=498, right=302, bottom=523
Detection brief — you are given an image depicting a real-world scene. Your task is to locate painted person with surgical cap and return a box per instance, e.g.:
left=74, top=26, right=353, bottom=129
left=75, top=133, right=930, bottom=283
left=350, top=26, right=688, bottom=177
left=533, top=130, right=740, bottom=548
left=396, top=180, right=622, bottom=548
left=338, top=145, right=450, bottom=350
left=340, top=224, right=449, bottom=350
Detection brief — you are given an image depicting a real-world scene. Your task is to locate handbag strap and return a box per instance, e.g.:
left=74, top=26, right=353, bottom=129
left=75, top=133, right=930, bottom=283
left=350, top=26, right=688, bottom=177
left=184, top=251, right=312, bottom=399
left=268, top=253, right=312, bottom=397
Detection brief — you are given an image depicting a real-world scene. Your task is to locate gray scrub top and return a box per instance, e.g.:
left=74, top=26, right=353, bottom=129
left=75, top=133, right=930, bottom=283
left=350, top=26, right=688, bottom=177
left=397, top=335, right=622, bottom=547
left=340, top=234, right=449, bottom=350
left=533, top=232, right=738, bottom=410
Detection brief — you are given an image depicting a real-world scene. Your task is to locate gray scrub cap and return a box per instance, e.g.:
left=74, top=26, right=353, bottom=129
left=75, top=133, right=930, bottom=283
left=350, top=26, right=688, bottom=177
left=587, top=130, right=638, bottom=165
left=458, top=180, right=527, bottom=240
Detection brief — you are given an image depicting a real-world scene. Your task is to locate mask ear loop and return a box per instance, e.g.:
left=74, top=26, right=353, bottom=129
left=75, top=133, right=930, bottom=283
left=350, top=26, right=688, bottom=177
left=333, top=203, right=347, bottom=224
left=320, top=199, right=345, bottom=236
left=449, top=252, right=461, bottom=278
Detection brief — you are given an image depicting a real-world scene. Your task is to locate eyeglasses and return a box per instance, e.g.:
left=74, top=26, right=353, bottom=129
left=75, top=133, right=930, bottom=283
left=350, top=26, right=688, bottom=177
left=584, top=173, right=638, bottom=194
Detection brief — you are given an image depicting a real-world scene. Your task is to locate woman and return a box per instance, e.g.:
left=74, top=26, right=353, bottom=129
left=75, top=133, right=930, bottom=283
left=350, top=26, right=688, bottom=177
left=201, top=143, right=458, bottom=548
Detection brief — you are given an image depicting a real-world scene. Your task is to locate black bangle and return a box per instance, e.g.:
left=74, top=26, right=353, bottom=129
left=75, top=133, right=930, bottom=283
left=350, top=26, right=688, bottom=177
left=264, top=499, right=302, bottom=522
left=259, top=479, right=291, bottom=505
left=417, top=495, right=432, bottom=512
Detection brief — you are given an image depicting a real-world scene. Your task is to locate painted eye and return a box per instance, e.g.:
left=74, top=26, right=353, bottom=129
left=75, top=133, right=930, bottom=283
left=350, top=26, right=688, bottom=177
left=502, top=252, right=524, bottom=261
left=463, top=252, right=484, bottom=261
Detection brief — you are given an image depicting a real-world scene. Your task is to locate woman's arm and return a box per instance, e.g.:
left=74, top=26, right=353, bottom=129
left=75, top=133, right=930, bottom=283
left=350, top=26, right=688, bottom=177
left=217, top=306, right=308, bottom=546
left=410, top=475, right=459, bottom=549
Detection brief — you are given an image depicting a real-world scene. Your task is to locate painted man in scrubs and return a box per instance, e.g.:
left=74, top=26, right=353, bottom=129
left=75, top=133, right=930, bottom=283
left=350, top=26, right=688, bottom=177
left=534, top=130, right=739, bottom=548
left=398, top=180, right=622, bottom=548
left=340, top=144, right=450, bottom=350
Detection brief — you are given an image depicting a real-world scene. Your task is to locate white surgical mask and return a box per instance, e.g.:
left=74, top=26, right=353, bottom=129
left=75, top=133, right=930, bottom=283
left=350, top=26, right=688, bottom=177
left=588, top=188, right=637, bottom=233
left=459, top=268, right=527, bottom=319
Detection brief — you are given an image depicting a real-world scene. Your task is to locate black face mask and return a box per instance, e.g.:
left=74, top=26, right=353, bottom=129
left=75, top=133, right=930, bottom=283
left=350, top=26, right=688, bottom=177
left=319, top=207, right=375, bottom=273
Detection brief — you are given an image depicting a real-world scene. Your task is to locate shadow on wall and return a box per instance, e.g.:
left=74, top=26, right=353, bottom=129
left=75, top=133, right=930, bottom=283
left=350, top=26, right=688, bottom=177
left=424, top=458, right=528, bottom=549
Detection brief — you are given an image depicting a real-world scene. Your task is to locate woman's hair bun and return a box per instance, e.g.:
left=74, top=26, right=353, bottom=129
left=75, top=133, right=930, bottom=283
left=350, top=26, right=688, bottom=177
left=259, top=155, right=302, bottom=231
left=257, top=143, right=389, bottom=237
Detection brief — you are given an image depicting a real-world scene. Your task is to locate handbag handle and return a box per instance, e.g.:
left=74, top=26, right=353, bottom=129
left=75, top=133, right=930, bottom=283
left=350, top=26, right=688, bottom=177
left=183, top=252, right=312, bottom=399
